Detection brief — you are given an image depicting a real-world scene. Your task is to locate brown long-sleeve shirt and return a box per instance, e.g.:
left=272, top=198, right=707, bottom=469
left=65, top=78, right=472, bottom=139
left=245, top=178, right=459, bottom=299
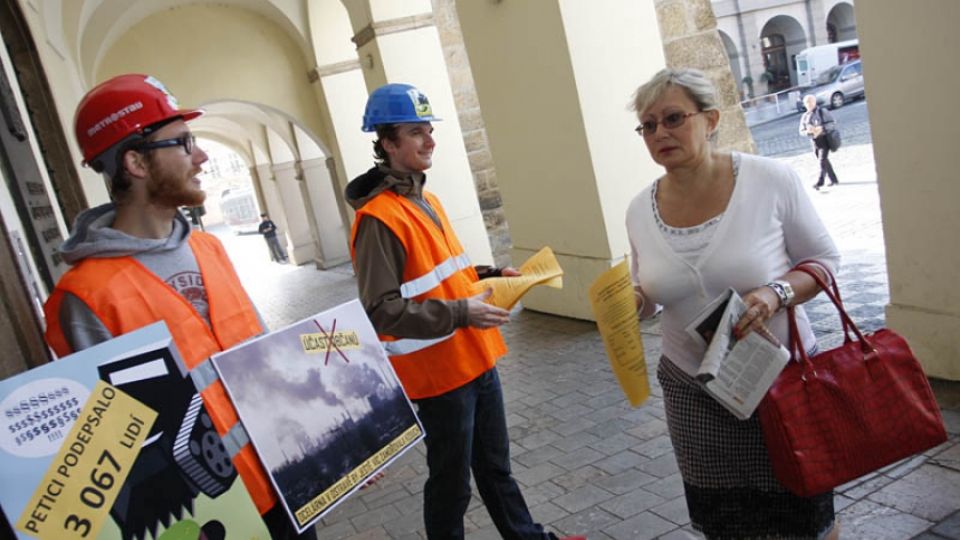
left=347, top=165, right=503, bottom=339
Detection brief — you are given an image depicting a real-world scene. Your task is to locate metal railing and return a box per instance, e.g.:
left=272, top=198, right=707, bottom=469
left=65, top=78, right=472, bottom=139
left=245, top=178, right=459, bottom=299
left=741, top=88, right=803, bottom=126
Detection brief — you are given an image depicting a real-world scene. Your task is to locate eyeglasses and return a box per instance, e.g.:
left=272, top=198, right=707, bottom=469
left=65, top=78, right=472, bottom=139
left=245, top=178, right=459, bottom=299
left=635, top=111, right=705, bottom=137
left=134, top=134, right=196, bottom=155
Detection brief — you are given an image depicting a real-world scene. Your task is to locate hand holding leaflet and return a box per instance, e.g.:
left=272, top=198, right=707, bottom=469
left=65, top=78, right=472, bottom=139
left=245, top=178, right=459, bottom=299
left=686, top=288, right=789, bottom=420
left=588, top=260, right=650, bottom=407
left=473, top=246, right=564, bottom=309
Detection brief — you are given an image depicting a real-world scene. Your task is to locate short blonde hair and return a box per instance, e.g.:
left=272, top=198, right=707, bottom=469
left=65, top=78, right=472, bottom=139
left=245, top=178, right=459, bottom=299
left=631, top=68, right=719, bottom=115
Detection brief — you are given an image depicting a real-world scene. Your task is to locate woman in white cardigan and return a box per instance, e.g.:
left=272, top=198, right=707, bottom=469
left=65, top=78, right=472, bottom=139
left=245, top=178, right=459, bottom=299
left=626, top=68, right=841, bottom=540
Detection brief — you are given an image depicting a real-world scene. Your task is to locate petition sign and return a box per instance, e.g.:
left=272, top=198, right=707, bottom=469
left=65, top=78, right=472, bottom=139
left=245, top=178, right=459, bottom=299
left=0, top=322, right=268, bottom=539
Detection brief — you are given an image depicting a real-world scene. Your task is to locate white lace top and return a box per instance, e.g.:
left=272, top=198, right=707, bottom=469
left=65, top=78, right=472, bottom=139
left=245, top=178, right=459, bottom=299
left=652, top=154, right=741, bottom=263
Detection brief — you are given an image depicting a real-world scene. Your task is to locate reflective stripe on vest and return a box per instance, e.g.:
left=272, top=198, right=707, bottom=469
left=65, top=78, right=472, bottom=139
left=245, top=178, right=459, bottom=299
left=400, top=253, right=472, bottom=299
left=383, top=251, right=471, bottom=355
left=190, top=358, right=220, bottom=392
left=350, top=189, right=507, bottom=399
left=382, top=332, right=455, bottom=356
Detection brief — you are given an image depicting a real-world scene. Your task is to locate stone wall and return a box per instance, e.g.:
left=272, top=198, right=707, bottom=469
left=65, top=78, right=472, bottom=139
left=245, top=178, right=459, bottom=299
left=431, top=0, right=513, bottom=267
left=655, top=0, right=757, bottom=154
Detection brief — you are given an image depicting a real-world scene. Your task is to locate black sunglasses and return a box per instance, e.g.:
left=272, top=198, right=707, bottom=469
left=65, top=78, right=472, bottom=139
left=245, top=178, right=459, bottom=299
left=134, top=134, right=196, bottom=155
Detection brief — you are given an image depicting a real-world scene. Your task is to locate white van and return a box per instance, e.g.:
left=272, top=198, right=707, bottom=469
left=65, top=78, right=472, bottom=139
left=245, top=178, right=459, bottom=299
left=795, top=39, right=860, bottom=87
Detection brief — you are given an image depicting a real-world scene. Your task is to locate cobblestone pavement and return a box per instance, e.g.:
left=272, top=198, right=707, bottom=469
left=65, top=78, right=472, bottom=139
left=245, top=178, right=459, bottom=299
left=214, top=142, right=960, bottom=539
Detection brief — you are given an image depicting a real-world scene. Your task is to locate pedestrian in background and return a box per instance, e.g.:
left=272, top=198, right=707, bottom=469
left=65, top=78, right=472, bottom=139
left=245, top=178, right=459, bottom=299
left=799, top=94, right=840, bottom=190
left=259, top=213, right=288, bottom=263
left=346, top=83, right=585, bottom=540
left=626, top=68, right=841, bottom=539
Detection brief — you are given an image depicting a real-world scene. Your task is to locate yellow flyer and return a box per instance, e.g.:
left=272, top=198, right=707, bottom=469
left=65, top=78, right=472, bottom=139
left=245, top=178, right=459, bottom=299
left=588, top=260, right=650, bottom=407
left=473, top=246, right=564, bottom=309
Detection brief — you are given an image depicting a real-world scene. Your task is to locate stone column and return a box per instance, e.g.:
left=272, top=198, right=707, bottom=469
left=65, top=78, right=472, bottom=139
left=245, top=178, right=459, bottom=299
left=456, top=0, right=669, bottom=319
left=655, top=0, right=755, bottom=154
left=301, top=157, right=351, bottom=268
left=293, top=161, right=324, bottom=268
left=808, top=0, right=831, bottom=45
left=307, top=62, right=371, bottom=202
left=856, top=0, right=960, bottom=380
left=431, top=0, right=511, bottom=267
left=738, top=10, right=767, bottom=96
left=271, top=161, right=316, bottom=264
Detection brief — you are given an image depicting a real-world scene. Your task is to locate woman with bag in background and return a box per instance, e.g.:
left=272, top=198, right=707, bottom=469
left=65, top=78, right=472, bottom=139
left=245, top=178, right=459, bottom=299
left=626, top=68, right=841, bottom=539
left=799, top=94, right=840, bottom=190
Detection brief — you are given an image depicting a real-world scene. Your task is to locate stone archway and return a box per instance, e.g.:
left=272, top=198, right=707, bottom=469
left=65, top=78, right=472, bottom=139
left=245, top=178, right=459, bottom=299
left=193, top=100, right=352, bottom=269
left=759, top=15, right=807, bottom=91
left=827, top=2, right=857, bottom=43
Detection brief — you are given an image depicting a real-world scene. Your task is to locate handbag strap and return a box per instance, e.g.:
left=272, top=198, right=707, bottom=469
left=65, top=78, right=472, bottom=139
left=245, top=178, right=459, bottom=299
left=794, top=265, right=865, bottom=344
left=787, top=263, right=875, bottom=366
left=793, top=259, right=853, bottom=337
left=786, top=305, right=812, bottom=367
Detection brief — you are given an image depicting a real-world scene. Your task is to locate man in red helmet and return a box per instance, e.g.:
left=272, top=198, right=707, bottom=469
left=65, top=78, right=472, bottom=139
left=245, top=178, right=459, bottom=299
left=43, top=74, right=315, bottom=539
left=346, top=83, right=585, bottom=540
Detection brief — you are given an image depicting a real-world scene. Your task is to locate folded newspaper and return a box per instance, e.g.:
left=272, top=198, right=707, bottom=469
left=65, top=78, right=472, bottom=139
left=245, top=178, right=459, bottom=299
left=685, top=288, right=790, bottom=420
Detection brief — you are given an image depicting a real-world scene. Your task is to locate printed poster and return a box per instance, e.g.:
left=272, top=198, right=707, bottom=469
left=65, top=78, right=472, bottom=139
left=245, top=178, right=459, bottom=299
left=0, top=322, right=269, bottom=539
left=212, top=299, right=424, bottom=534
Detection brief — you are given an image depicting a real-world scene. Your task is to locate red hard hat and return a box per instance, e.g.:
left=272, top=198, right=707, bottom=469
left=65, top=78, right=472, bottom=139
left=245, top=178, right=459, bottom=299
left=74, top=74, right=202, bottom=166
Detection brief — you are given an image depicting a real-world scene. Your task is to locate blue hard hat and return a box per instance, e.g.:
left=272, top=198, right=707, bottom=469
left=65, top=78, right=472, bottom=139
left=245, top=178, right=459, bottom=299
left=362, top=83, right=442, bottom=132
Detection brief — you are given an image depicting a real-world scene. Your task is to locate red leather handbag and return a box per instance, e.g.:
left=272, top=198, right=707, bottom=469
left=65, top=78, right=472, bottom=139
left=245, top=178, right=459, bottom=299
left=759, top=263, right=947, bottom=497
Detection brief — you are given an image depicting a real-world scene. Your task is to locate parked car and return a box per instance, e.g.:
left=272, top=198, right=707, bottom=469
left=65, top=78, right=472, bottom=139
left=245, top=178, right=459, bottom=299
left=795, top=59, right=865, bottom=111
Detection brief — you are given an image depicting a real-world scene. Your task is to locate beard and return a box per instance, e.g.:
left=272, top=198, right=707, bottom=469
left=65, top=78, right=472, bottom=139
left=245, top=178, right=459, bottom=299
left=146, top=160, right=206, bottom=208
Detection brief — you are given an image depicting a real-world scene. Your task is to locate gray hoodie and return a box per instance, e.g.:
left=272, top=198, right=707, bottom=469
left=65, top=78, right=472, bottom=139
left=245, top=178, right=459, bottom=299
left=53, top=202, right=239, bottom=353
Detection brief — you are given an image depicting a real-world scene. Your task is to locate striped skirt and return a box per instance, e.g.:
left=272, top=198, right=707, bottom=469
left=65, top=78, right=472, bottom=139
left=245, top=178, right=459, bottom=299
left=657, top=357, right=835, bottom=539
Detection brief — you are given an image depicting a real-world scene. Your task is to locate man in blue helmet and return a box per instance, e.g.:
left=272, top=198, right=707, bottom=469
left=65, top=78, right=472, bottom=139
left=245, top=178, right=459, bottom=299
left=345, top=84, right=585, bottom=540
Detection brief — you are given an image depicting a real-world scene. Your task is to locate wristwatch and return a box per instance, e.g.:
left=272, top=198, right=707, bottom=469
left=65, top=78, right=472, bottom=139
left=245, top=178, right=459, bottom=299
left=766, top=280, right=795, bottom=311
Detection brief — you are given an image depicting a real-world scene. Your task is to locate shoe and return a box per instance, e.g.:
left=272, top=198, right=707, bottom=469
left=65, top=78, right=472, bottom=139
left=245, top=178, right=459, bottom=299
left=830, top=181, right=839, bottom=186
left=813, top=184, right=821, bottom=191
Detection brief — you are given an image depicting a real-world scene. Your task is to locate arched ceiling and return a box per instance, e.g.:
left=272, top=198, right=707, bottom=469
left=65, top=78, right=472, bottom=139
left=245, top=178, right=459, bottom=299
left=40, top=0, right=346, bottom=172
left=193, top=100, right=330, bottom=166
left=68, top=0, right=314, bottom=86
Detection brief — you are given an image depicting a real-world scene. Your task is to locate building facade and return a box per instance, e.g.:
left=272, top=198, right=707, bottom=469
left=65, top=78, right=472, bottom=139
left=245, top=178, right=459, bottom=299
left=713, top=0, right=857, bottom=96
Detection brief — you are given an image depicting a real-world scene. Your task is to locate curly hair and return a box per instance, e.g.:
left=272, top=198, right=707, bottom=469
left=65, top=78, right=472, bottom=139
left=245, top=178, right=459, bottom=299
left=372, top=124, right=399, bottom=166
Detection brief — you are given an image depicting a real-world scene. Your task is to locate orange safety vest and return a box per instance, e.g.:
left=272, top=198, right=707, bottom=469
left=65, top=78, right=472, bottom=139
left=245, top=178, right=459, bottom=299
left=350, top=190, right=507, bottom=399
left=43, top=232, right=277, bottom=514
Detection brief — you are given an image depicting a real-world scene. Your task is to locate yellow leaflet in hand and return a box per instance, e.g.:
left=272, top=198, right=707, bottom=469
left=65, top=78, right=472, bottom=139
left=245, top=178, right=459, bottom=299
left=472, top=246, right=564, bottom=309
left=588, top=260, right=650, bottom=407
